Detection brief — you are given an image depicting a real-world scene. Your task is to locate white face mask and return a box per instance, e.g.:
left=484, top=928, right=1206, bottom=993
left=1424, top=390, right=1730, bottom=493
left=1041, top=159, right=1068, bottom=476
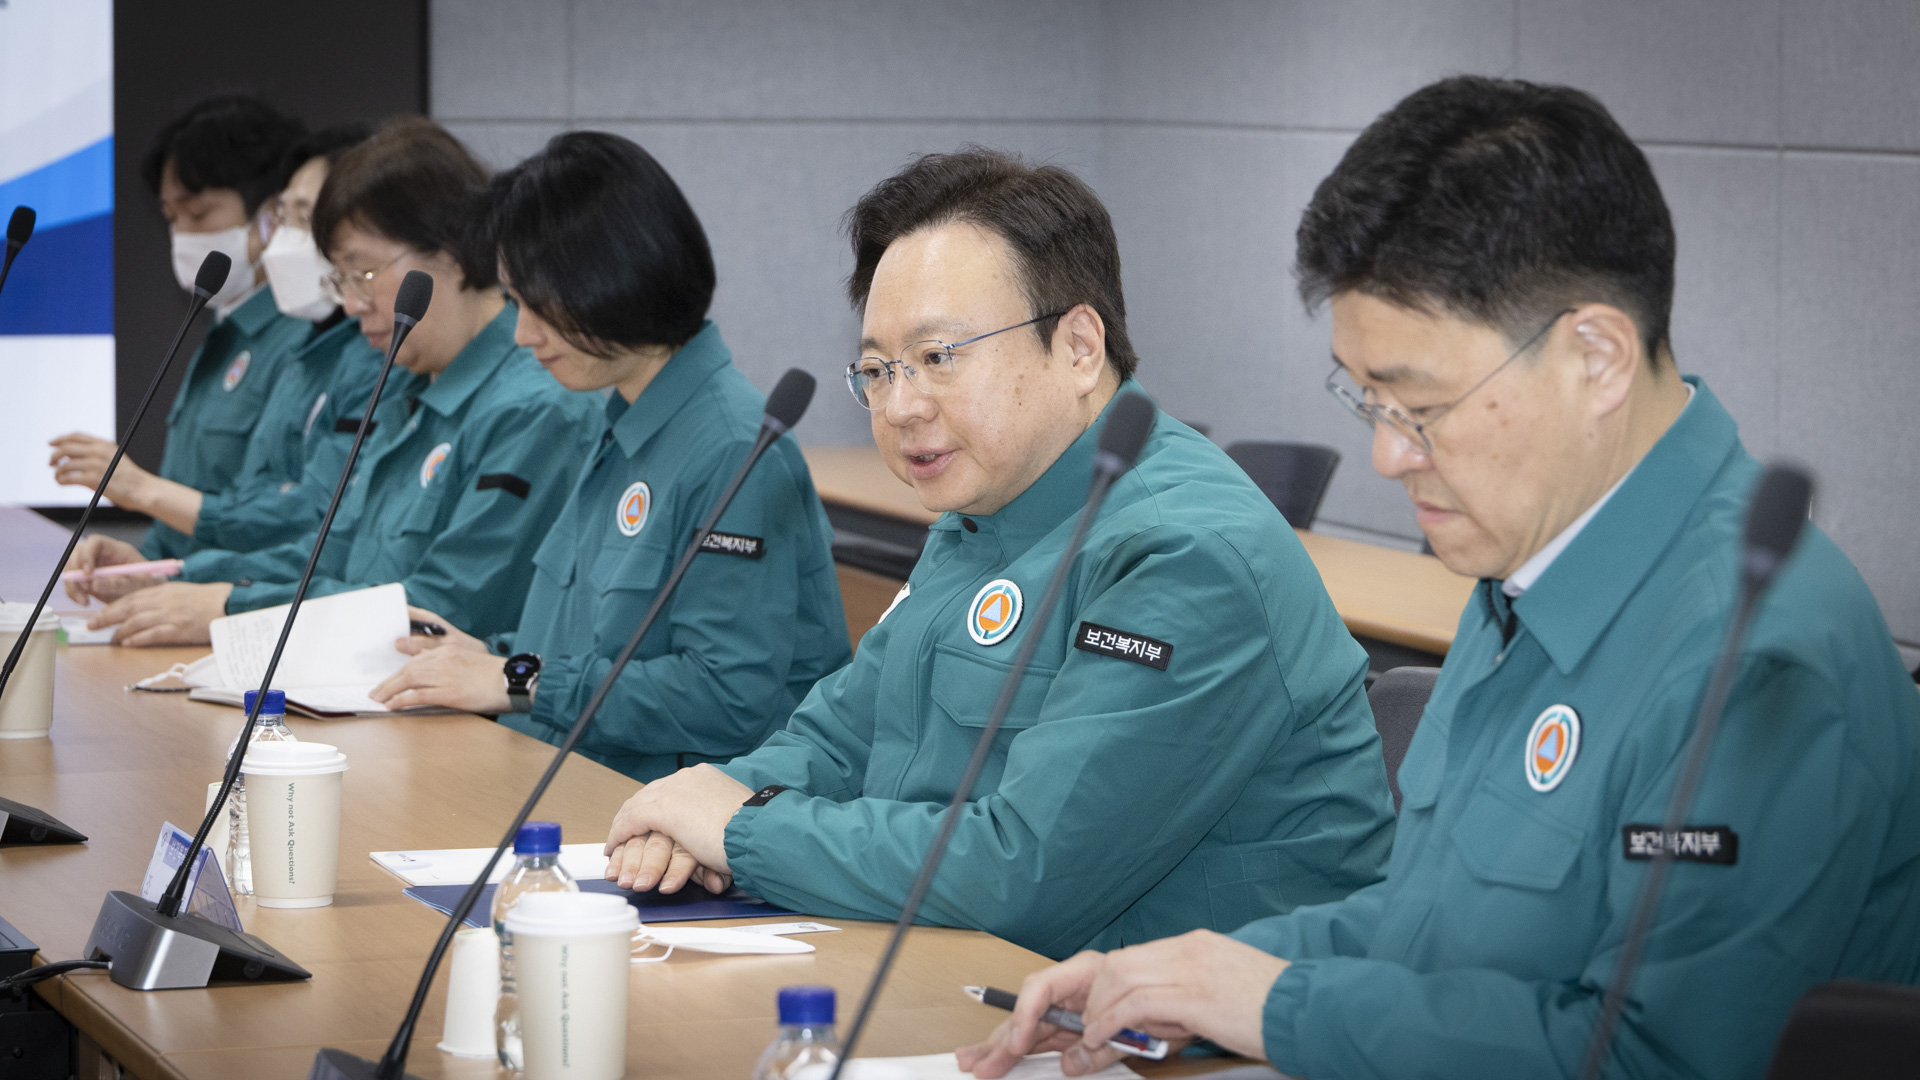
left=261, top=226, right=337, bottom=321
left=170, top=225, right=256, bottom=310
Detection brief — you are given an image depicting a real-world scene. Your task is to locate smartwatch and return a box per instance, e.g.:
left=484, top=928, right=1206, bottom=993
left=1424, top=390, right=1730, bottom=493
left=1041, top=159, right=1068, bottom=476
left=503, top=653, right=542, bottom=713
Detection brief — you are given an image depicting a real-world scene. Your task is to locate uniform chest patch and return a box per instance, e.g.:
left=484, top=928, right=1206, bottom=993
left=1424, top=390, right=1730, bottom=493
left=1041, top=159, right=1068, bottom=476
left=967, top=579, right=1023, bottom=646
left=1622, top=825, right=1738, bottom=865
left=303, top=392, right=328, bottom=437
left=616, top=481, right=652, bottom=537
left=698, top=531, right=764, bottom=559
left=1525, top=704, right=1581, bottom=792
left=1073, top=621, right=1172, bottom=670
left=419, top=442, right=452, bottom=487
left=222, top=350, right=251, bottom=391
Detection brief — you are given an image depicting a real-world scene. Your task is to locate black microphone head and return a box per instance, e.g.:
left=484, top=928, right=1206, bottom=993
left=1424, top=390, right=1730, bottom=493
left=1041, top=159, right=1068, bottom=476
left=1741, top=464, right=1813, bottom=588
left=393, top=270, right=434, bottom=326
left=1094, top=391, right=1156, bottom=475
left=763, top=368, right=816, bottom=435
left=7, top=206, right=34, bottom=248
left=193, top=251, right=232, bottom=299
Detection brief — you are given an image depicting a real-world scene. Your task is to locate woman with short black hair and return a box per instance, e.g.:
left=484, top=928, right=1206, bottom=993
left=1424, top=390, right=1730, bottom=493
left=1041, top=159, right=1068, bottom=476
left=370, top=131, right=850, bottom=783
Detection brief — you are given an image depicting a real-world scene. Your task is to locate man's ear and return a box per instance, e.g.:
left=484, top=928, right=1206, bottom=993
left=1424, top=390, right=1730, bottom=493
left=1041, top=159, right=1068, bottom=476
left=1567, top=302, right=1643, bottom=419
left=1055, top=303, right=1109, bottom=395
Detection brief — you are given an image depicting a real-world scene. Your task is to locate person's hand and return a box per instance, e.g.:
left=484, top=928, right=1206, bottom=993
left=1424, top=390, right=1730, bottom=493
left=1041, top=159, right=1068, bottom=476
left=958, top=952, right=1123, bottom=1078
left=392, top=605, right=491, bottom=657
left=62, top=535, right=157, bottom=604
left=90, top=582, right=233, bottom=646
left=369, top=643, right=511, bottom=713
left=605, top=832, right=732, bottom=895
left=49, top=433, right=156, bottom=509
left=1078, top=930, right=1283, bottom=1062
left=602, top=764, right=753, bottom=890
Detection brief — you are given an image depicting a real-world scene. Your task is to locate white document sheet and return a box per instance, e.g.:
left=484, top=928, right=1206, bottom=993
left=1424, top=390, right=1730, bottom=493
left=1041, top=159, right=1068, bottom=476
left=370, top=842, right=613, bottom=886
left=839, top=1054, right=1140, bottom=1079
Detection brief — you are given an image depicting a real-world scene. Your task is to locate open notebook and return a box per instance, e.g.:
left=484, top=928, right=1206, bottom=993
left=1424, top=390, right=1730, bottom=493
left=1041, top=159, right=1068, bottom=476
left=180, top=583, right=456, bottom=718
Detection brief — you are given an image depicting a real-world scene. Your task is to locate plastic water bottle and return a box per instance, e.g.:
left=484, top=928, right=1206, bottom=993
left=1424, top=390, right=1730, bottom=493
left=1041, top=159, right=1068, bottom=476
left=493, top=821, right=577, bottom=1070
left=752, top=985, right=840, bottom=1079
left=226, top=688, right=297, bottom=895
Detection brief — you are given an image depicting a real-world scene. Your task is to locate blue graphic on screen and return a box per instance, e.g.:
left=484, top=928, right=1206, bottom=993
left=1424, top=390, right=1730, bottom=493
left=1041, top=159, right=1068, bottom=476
left=0, top=136, right=114, bottom=335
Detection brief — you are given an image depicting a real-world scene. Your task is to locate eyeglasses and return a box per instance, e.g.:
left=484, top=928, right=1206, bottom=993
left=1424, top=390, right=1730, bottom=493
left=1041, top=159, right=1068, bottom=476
left=1324, top=309, right=1574, bottom=457
left=845, top=312, right=1067, bottom=410
left=323, top=251, right=408, bottom=305
left=263, top=198, right=312, bottom=234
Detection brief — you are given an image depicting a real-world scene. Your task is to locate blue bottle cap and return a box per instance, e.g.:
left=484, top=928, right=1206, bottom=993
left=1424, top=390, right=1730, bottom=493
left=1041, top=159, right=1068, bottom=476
left=514, top=821, right=561, bottom=855
left=243, top=688, right=287, bottom=715
left=777, top=985, right=835, bottom=1026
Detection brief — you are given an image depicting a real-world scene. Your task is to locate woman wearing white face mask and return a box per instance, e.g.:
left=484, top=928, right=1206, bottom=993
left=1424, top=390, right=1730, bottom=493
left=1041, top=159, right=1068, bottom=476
left=54, top=126, right=391, bottom=584
left=47, top=96, right=312, bottom=562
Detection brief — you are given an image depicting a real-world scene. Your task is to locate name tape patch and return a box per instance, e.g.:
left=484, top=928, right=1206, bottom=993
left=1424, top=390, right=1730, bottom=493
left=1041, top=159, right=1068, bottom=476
left=476, top=473, right=531, bottom=500
left=698, top=531, right=765, bottom=559
left=333, top=417, right=377, bottom=436
left=1622, top=825, right=1738, bottom=865
left=1073, top=621, right=1173, bottom=670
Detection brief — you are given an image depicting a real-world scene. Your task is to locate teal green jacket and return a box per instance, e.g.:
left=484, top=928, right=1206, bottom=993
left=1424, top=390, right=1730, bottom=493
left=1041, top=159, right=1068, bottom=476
left=718, top=393, right=1396, bottom=960
left=190, top=315, right=383, bottom=552
left=499, top=323, right=850, bottom=782
left=181, top=304, right=598, bottom=638
left=1234, top=379, right=1920, bottom=1080
left=143, top=286, right=313, bottom=559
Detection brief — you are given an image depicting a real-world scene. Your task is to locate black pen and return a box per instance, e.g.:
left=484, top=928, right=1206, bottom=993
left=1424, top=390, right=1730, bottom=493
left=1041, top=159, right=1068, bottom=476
left=409, top=619, right=446, bottom=637
left=963, top=985, right=1169, bottom=1060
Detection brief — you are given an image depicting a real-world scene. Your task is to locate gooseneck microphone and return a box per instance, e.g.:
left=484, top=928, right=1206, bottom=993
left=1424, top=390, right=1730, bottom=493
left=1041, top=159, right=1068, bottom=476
left=308, top=368, right=819, bottom=1080
left=0, top=251, right=229, bottom=709
left=82, top=271, right=435, bottom=992
left=1576, top=464, right=1814, bottom=1080
left=829, top=392, right=1157, bottom=1078
left=0, top=205, right=35, bottom=297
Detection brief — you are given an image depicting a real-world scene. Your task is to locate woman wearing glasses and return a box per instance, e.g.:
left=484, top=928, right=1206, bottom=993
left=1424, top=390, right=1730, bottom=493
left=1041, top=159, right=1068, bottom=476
left=367, top=132, right=849, bottom=783
left=57, top=126, right=380, bottom=581
left=72, top=118, right=598, bottom=647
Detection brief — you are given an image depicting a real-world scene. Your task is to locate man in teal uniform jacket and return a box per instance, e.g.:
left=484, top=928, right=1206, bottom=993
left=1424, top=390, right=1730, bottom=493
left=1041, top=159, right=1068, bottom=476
left=959, top=77, right=1920, bottom=1080
left=598, top=150, right=1395, bottom=960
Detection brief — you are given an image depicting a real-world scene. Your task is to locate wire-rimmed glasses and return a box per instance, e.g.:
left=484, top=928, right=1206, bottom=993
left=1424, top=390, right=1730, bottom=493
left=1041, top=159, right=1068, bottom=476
left=845, top=312, right=1067, bottom=410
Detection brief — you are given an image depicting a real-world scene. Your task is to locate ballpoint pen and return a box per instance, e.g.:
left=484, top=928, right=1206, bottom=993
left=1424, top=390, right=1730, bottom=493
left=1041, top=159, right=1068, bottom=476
left=963, top=985, right=1170, bottom=1060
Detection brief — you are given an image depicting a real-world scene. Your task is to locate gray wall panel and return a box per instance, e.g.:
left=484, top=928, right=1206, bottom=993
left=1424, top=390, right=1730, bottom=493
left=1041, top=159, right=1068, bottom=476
left=431, top=0, right=1919, bottom=645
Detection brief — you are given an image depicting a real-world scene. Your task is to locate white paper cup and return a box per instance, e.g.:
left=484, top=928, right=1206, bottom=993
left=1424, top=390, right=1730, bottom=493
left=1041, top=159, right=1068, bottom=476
left=439, top=926, right=501, bottom=1058
left=0, top=603, right=59, bottom=740
left=503, top=892, right=637, bottom=1080
left=238, top=741, right=347, bottom=908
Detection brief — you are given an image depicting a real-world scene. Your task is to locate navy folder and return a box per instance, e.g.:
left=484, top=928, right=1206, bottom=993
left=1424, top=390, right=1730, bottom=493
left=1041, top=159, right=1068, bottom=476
left=404, top=877, right=797, bottom=928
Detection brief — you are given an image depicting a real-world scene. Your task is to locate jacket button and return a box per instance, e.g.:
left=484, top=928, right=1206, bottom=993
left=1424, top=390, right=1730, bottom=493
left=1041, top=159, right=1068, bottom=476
left=961, top=517, right=978, bottom=533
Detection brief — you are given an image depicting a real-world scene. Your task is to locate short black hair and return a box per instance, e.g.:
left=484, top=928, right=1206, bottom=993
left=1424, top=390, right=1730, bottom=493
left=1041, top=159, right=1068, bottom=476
left=1296, top=76, right=1676, bottom=365
left=282, top=122, right=373, bottom=176
left=845, top=147, right=1138, bottom=381
left=141, top=95, right=307, bottom=215
left=486, top=131, right=715, bottom=355
left=312, top=117, right=495, bottom=290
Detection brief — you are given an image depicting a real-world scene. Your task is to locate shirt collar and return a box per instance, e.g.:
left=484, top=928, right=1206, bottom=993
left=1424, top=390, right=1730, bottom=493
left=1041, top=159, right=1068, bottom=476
left=930, top=386, right=1134, bottom=550
left=608, top=321, right=732, bottom=457
left=1505, top=383, right=1696, bottom=598
left=1512, top=376, right=1738, bottom=673
left=220, top=282, right=276, bottom=331
left=418, top=301, right=521, bottom=417
left=291, top=315, right=363, bottom=364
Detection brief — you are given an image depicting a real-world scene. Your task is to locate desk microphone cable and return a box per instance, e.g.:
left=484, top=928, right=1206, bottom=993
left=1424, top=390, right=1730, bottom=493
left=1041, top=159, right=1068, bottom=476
left=0, top=959, right=109, bottom=996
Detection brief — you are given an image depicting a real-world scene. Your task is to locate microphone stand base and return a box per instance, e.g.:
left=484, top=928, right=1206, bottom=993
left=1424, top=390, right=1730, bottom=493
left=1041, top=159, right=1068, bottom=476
left=0, top=797, right=86, bottom=845
left=308, top=1047, right=422, bottom=1080
left=82, top=891, right=310, bottom=990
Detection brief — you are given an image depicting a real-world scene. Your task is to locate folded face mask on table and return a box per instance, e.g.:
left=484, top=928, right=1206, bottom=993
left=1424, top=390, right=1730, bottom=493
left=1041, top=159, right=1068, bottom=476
left=630, top=922, right=833, bottom=962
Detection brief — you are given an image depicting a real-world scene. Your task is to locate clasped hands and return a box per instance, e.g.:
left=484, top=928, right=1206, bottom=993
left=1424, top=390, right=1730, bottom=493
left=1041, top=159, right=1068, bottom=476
left=601, top=764, right=752, bottom=898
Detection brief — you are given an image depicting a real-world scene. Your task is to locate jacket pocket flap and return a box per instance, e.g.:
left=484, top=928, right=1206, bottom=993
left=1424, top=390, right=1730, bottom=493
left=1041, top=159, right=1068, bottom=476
left=929, top=643, right=1055, bottom=730
left=1450, top=778, right=1583, bottom=891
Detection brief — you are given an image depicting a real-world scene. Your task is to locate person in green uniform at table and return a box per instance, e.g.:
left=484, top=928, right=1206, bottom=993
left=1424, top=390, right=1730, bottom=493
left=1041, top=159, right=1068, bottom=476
left=55, top=125, right=378, bottom=585
left=596, top=149, right=1397, bottom=960
left=48, top=97, right=312, bottom=560
left=364, top=132, right=850, bottom=779
left=958, top=77, right=1920, bottom=1080
left=72, top=118, right=596, bottom=646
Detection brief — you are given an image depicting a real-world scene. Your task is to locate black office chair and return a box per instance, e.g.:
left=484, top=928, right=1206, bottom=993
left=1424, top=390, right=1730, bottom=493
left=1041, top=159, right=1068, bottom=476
left=1223, top=442, right=1340, bottom=529
left=1365, top=666, right=1438, bottom=813
left=1765, top=980, right=1920, bottom=1079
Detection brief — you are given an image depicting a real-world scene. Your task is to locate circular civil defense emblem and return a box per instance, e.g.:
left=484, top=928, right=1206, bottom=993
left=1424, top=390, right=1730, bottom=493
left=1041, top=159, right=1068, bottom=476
left=967, top=579, right=1023, bottom=646
left=419, top=442, right=452, bottom=487
left=222, top=350, right=251, bottom=391
left=615, top=481, right=651, bottom=537
left=1525, top=704, right=1581, bottom=792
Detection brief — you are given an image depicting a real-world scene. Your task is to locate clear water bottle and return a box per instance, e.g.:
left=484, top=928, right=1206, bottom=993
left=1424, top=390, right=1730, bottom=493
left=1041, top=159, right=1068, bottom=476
left=494, top=820, right=577, bottom=1070
left=752, top=985, right=840, bottom=1079
left=227, top=688, right=297, bottom=896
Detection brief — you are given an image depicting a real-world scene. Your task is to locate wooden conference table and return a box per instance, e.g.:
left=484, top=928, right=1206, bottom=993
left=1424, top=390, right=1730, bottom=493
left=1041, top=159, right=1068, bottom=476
left=0, top=508, right=1221, bottom=1078
left=802, top=446, right=1476, bottom=656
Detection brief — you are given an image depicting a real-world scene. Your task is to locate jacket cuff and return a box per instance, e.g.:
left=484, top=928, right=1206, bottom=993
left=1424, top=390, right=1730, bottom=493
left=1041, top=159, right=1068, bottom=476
left=1261, top=959, right=1315, bottom=1076
left=721, top=789, right=790, bottom=898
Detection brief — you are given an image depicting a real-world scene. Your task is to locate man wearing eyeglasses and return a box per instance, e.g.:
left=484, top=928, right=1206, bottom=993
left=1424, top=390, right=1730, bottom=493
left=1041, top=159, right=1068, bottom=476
left=960, top=77, right=1919, bottom=1080
left=598, top=148, right=1397, bottom=960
